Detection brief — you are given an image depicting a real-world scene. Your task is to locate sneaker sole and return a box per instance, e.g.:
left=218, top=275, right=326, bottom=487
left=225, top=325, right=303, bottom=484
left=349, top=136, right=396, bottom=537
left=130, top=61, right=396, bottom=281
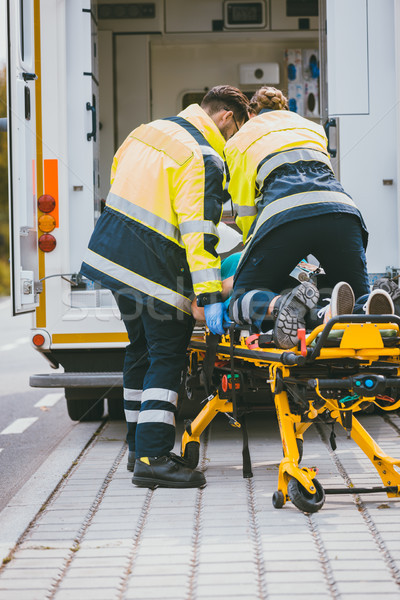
left=334, top=282, right=355, bottom=316
left=274, top=282, right=319, bottom=349
left=132, top=476, right=206, bottom=489
left=367, top=292, right=394, bottom=315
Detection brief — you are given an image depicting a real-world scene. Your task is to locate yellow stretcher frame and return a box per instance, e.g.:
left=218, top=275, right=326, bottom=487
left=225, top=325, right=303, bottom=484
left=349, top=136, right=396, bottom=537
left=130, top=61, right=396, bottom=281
left=181, top=314, right=400, bottom=513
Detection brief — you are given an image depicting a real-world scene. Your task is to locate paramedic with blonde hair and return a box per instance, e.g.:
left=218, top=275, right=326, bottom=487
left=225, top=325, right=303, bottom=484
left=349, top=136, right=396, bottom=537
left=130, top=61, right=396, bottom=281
left=224, top=86, right=391, bottom=349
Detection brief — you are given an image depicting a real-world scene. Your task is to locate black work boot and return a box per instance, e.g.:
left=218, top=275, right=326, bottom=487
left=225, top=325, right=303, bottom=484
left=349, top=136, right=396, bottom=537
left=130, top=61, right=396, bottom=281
left=127, top=451, right=136, bottom=472
left=132, top=455, right=206, bottom=489
left=272, top=281, right=319, bottom=349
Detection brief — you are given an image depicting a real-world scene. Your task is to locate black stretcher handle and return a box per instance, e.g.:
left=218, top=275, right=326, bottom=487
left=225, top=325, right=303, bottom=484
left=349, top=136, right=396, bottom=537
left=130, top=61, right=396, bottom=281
left=309, top=377, right=400, bottom=390
left=324, top=485, right=399, bottom=495
left=307, top=373, right=400, bottom=394
left=190, top=339, right=306, bottom=366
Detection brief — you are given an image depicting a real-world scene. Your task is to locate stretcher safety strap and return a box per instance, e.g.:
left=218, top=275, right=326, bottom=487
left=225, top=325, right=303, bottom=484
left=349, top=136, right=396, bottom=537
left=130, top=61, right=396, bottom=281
left=107, top=193, right=182, bottom=244
left=83, top=249, right=192, bottom=314
left=256, top=148, right=333, bottom=189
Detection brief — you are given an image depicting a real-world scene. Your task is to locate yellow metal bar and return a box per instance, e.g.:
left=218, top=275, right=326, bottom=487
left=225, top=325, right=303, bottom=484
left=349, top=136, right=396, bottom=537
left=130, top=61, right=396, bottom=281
left=274, top=390, right=301, bottom=460
left=274, top=390, right=317, bottom=495
left=295, top=422, right=313, bottom=436
left=34, top=0, right=46, bottom=327
left=349, top=416, right=400, bottom=496
left=181, top=394, right=233, bottom=453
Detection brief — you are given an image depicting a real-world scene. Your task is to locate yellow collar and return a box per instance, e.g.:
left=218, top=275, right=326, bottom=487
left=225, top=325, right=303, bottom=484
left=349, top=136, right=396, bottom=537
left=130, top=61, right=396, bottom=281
left=178, top=104, right=226, bottom=159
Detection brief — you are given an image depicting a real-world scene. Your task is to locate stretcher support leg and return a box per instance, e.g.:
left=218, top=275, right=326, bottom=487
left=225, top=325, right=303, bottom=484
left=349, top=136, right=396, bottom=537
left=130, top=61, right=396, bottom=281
left=274, top=390, right=319, bottom=503
left=344, top=414, right=400, bottom=496
left=181, top=393, right=233, bottom=455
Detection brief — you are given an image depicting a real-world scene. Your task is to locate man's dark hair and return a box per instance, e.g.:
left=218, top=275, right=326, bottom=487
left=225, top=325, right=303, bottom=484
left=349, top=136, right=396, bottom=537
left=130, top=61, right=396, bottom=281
left=201, top=85, right=249, bottom=125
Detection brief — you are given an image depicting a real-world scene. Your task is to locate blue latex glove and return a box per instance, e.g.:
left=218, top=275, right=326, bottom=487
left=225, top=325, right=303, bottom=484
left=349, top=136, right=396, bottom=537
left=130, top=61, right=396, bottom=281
left=204, top=302, right=228, bottom=336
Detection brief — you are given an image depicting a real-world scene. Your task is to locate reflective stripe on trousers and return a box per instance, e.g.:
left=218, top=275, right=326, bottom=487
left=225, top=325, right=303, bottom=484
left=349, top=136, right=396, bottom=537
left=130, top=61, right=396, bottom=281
left=114, top=292, right=194, bottom=458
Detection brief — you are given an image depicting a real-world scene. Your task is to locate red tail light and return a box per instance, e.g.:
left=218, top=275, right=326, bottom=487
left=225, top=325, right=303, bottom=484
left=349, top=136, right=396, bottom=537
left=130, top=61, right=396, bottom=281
left=38, top=233, right=57, bottom=252
left=32, top=334, right=45, bottom=347
left=38, top=194, right=56, bottom=213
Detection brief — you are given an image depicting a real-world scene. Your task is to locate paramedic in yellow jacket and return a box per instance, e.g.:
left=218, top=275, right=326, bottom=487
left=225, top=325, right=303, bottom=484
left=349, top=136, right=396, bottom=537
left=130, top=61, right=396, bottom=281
left=80, top=86, right=249, bottom=489
left=225, top=86, right=371, bottom=349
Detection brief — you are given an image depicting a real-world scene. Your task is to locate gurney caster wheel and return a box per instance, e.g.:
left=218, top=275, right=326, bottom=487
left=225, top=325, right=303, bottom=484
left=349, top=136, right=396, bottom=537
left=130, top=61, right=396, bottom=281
left=182, top=441, right=200, bottom=469
left=272, top=490, right=285, bottom=509
left=287, top=477, right=325, bottom=513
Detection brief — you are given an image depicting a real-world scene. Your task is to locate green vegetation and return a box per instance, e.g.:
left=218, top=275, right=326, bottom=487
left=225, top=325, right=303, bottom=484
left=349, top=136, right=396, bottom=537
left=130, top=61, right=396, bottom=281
left=0, top=64, right=9, bottom=295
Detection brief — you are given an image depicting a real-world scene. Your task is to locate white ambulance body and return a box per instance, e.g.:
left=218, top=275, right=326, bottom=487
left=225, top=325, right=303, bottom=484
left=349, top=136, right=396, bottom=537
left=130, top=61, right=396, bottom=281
left=6, top=0, right=400, bottom=420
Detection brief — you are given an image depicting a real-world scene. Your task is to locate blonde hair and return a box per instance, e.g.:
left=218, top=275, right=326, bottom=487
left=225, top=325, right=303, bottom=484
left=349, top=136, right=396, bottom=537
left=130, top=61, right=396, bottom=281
left=249, top=86, right=289, bottom=114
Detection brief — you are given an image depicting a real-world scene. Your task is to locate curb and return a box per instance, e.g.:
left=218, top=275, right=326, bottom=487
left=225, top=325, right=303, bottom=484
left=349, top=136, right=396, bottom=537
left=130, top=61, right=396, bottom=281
left=0, top=420, right=102, bottom=563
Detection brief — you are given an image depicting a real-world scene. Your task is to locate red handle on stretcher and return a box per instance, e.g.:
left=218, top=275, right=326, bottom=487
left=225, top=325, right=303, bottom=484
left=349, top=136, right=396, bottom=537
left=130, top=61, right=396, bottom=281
left=246, top=334, right=259, bottom=349
left=297, top=328, right=307, bottom=357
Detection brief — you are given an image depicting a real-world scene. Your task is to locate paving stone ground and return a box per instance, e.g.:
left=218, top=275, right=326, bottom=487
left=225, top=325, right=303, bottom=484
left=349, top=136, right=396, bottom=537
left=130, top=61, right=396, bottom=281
left=1, top=411, right=400, bottom=599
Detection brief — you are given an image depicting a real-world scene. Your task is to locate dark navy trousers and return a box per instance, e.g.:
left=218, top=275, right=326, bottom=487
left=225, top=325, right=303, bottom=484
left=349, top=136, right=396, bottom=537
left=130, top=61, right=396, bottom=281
left=114, top=292, right=194, bottom=458
left=232, top=213, right=370, bottom=322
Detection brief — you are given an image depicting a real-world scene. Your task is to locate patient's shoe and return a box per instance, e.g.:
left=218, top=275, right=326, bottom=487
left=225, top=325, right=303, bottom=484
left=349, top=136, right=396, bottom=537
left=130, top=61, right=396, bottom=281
left=318, top=281, right=355, bottom=324
left=272, top=281, right=319, bottom=349
left=364, top=289, right=394, bottom=315
left=372, top=278, right=400, bottom=315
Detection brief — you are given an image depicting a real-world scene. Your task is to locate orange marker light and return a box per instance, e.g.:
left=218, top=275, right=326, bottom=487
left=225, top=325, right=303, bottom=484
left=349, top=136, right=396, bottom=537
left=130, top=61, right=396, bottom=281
left=38, top=214, right=56, bottom=233
left=32, top=334, right=45, bottom=347
left=38, top=233, right=57, bottom=252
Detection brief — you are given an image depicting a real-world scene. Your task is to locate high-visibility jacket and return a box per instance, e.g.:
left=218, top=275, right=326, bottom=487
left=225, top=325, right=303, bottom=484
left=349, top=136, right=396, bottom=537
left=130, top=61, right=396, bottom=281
left=81, top=104, right=226, bottom=316
left=224, top=110, right=367, bottom=277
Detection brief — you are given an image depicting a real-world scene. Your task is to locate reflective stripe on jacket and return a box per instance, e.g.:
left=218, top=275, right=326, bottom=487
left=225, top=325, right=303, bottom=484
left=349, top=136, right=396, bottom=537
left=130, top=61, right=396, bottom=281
left=81, top=104, right=226, bottom=315
left=224, top=110, right=367, bottom=274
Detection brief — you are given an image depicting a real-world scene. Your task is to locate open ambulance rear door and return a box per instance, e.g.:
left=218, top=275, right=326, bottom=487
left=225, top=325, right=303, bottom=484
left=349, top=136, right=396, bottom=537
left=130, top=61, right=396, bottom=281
left=7, top=0, right=39, bottom=314
left=323, top=0, right=400, bottom=279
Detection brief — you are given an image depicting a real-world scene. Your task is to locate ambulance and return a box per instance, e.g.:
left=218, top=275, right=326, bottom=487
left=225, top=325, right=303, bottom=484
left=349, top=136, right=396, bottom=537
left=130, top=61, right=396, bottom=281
left=6, top=0, right=400, bottom=420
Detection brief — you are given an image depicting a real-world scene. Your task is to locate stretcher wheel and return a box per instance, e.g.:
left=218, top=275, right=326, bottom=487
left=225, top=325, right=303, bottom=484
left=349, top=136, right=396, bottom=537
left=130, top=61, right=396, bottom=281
left=272, top=490, right=285, bottom=509
left=182, top=441, right=200, bottom=469
left=287, top=477, right=325, bottom=513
